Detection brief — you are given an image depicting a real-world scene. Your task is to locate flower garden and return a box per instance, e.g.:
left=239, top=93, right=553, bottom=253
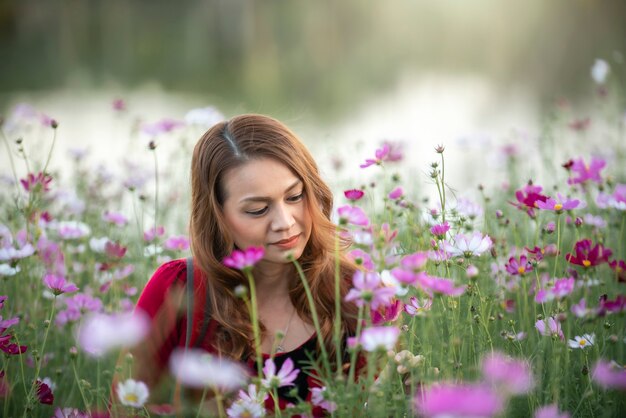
left=1, top=59, right=625, bottom=417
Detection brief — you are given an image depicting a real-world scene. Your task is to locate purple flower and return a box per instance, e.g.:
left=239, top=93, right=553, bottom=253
left=535, top=317, right=564, bottom=340
left=102, top=211, right=128, bottom=227
left=417, top=274, right=466, bottom=297
left=43, top=274, right=78, bottom=296
left=337, top=205, right=369, bottom=226
left=223, top=247, right=265, bottom=271
left=310, top=386, right=337, bottom=413
left=592, top=359, right=626, bottom=390
left=430, top=222, right=450, bottom=237
left=388, top=186, right=403, bottom=200
left=505, top=255, right=533, bottom=276
left=596, top=295, right=626, bottom=316
left=359, top=326, right=400, bottom=352
left=343, top=189, right=365, bottom=201
left=535, top=278, right=575, bottom=303
left=261, top=357, right=299, bottom=389
left=401, top=252, right=428, bottom=271
left=455, top=197, right=483, bottom=219
left=345, top=271, right=395, bottom=310
left=347, top=249, right=375, bottom=270
left=415, top=383, right=504, bottom=418
left=596, top=184, right=626, bottom=210
left=141, top=118, right=184, bottom=136
left=78, top=311, right=149, bottom=357
left=609, top=259, right=626, bottom=282
left=536, top=193, right=580, bottom=213
left=143, top=226, right=165, bottom=242
left=535, top=404, right=571, bottom=418
left=164, top=235, right=190, bottom=251
left=404, top=296, right=432, bottom=316
left=568, top=157, right=606, bottom=185
left=571, top=298, right=591, bottom=318
left=510, top=183, right=549, bottom=218
left=359, top=142, right=403, bottom=168
left=444, top=232, right=492, bottom=257
left=482, top=352, right=534, bottom=395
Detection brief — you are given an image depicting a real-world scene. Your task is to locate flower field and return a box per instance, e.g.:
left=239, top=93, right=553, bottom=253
left=1, top=60, right=625, bottom=417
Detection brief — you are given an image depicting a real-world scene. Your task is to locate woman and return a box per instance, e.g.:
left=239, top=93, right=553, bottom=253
left=127, top=114, right=359, bottom=415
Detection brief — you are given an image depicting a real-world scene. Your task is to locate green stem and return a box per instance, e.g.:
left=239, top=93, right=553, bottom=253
left=72, top=360, right=91, bottom=410
left=333, top=227, right=342, bottom=376
left=245, top=269, right=264, bottom=377
left=440, top=151, right=446, bottom=224
left=42, top=126, right=57, bottom=175
left=0, top=128, right=21, bottom=198
left=348, top=304, right=365, bottom=384
left=552, top=214, right=562, bottom=278
left=152, top=148, right=159, bottom=261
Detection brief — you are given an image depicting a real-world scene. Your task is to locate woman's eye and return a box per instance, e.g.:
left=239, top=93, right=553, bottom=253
left=246, top=207, right=268, bottom=216
left=288, top=192, right=304, bottom=202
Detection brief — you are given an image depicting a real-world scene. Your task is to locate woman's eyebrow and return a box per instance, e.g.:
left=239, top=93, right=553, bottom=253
left=239, top=179, right=302, bottom=203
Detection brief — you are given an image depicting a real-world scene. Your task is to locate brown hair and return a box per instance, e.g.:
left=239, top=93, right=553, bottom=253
left=189, top=114, right=357, bottom=362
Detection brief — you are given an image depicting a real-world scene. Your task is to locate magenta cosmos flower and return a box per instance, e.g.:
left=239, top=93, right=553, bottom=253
left=415, top=383, right=504, bottom=418
left=536, top=193, right=580, bottom=213
left=567, top=157, right=606, bottom=185
left=565, top=239, right=612, bottom=268
left=592, top=359, right=626, bottom=390
left=430, top=221, right=450, bottom=237
left=510, top=183, right=549, bottom=217
left=359, top=142, right=403, bottom=168
left=416, top=274, right=466, bottom=297
left=505, top=255, right=533, bottom=276
left=20, top=172, right=53, bottom=193
left=261, top=357, right=299, bottom=389
left=388, top=186, right=403, bottom=200
left=223, top=247, right=265, bottom=271
left=609, top=260, right=626, bottom=282
left=343, top=189, right=365, bottom=201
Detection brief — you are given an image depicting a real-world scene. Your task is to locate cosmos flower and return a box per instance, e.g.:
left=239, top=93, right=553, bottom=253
left=535, top=404, right=571, bottom=418
left=510, top=183, right=549, bottom=217
left=567, top=157, right=606, bottom=185
left=345, top=271, right=395, bottom=310
left=223, top=247, right=265, bottom=271
left=596, top=184, right=626, bottom=210
left=536, top=193, right=580, bottom=213
left=116, top=379, right=149, bottom=408
left=404, top=296, right=432, bottom=316
left=565, top=239, right=612, bottom=268
left=164, top=235, right=190, bottom=251
left=43, top=274, right=79, bottom=296
left=343, top=189, right=365, bottom=201
left=482, top=352, right=534, bottom=395
left=416, top=274, right=466, bottom=297
left=359, top=326, right=400, bottom=352
left=592, top=359, right=626, bottom=390
left=35, top=379, right=54, bottom=405
left=535, top=317, right=564, bottom=340
left=184, top=106, right=224, bottom=128
left=443, top=232, right=492, bottom=257
left=535, top=278, right=575, bottom=303
left=20, top=172, right=53, bottom=193
left=310, top=386, right=337, bottom=413
left=170, top=348, right=248, bottom=391
left=337, top=205, right=370, bottom=226
left=609, top=260, right=626, bottom=282
left=102, top=211, right=128, bottom=227
left=430, top=222, right=450, bottom=237
left=415, top=383, right=504, bottom=418
left=77, top=311, right=149, bottom=357
left=591, top=59, right=610, bottom=84
left=568, top=334, right=595, bottom=349
left=226, top=384, right=267, bottom=418
left=505, top=255, right=533, bottom=276
left=261, top=357, right=299, bottom=389
left=571, top=298, right=591, bottom=318
left=388, top=186, right=404, bottom=200
left=359, top=142, right=403, bottom=168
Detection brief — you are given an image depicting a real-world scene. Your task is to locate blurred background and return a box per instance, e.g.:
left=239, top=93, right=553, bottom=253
left=1, top=0, right=625, bottom=195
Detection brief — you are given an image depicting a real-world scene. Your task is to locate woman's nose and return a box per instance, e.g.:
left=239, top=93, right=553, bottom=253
left=271, top=203, right=296, bottom=231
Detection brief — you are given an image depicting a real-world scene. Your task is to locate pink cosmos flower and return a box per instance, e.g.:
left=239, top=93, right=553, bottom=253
left=455, top=197, right=483, bottom=219
left=104, top=241, right=127, bottom=259
left=77, top=311, right=149, bottom=357
left=347, top=249, right=375, bottom=270
left=164, top=235, right=190, bottom=251
left=261, top=357, right=299, bottom=389
left=505, top=255, right=533, bottom=276
left=466, top=264, right=479, bottom=278
left=143, top=226, right=165, bottom=242
left=343, top=189, right=365, bottom=201
left=141, top=118, right=184, bottom=136
left=428, top=249, right=450, bottom=264
left=565, top=239, right=612, bottom=268
left=510, top=183, right=549, bottom=217
left=371, top=299, right=402, bottom=325
left=388, top=186, right=403, bottom=200
left=400, top=252, right=429, bottom=271
left=536, top=193, right=581, bottom=213
left=609, top=260, right=626, bottom=282
left=404, top=296, right=432, bottom=316
left=54, top=221, right=91, bottom=240
left=415, top=383, right=504, bottom=418
left=223, top=247, right=265, bottom=271
left=535, top=404, right=571, bottom=418
left=482, top=352, right=534, bottom=395
left=53, top=407, right=90, bottom=418
left=390, top=268, right=420, bottom=287
left=535, top=317, right=564, bottom=340
left=430, top=222, right=450, bottom=237
left=112, top=98, right=126, bottom=112
left=567, top=157, right=606, bottom=185
left=596, top=184, right=626, bottom=210
left=337, top=205, right=369, bottom=226
left=20, top=172, right=53, bottom=193
left=102, top=211, right=128, bottom=227
left=226, top=384, right=267, bottom=418
left=359, top=142, right=403, bottom=168
left=571, top=298, right=591, bottom=318
left=170, top=348, right=248, bottom=390
left=443, top=232, right=492, bottom=257
left=43, top=274, right=78, bottom=296
left=310, top=386, right=337, bottom=413
left=417, top=274, right=466, bottom=297
left=359, top=326, right=400, bottom=351
left=535, top=278, right=575, bottom=303
left=345, top=271, right=395, bottom=310
left=592, top=359, right=626, bottom=390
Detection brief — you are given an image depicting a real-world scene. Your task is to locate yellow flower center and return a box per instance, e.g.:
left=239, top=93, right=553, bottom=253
left=554, top=203, right=563, bottom=211
left=616, top=266, right=623, bottom=273
left=124, top=393, right=138, bottom=403
left=582, top=260, right=591, bottom=267
left=579, top=339, right=587, bottom=347
left=518, top=266, right=526, bottom=274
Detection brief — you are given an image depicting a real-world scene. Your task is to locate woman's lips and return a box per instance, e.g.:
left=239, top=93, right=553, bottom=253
left=271, top=234, right=300, bottom=249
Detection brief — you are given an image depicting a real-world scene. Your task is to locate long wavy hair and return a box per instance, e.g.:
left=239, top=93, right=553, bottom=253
left=189, top=114, right=358, bottom=362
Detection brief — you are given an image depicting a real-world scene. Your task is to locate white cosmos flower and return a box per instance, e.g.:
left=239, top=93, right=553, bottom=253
left=568, top=334, right=595, bottom=349
left=89, top=237, right=109, bottom=253
left=116, top=378, right=149, bottom=408
left=360, top=326, right=400, bottom=352
left=77, top=310, right=149, bottom=357
left=591, top=59, right=610, bottom=84
left=170, top=348, right=248, bottom=391
left=381, top=269, right=409, bottom=297
left=444, top=232, right=493, bottom=257
left=0, top=263, right=20, bottom=276
left=184, top=106, right=224, bottom=128
left=226, top=384, right=267, bottom=418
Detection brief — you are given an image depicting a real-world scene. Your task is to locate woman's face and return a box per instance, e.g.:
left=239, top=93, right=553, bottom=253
left=221, top=157, right=313, bottom=265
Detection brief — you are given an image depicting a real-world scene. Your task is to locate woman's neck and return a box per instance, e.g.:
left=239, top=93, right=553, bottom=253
left=252, top=261, right=293, bottom=303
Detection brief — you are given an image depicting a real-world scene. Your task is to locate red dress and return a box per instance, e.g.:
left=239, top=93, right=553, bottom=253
left=135, top=259, right=331, bottom=416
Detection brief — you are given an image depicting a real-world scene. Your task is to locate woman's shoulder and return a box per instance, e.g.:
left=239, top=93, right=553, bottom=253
left=136, top=258, right=190, bottom=317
